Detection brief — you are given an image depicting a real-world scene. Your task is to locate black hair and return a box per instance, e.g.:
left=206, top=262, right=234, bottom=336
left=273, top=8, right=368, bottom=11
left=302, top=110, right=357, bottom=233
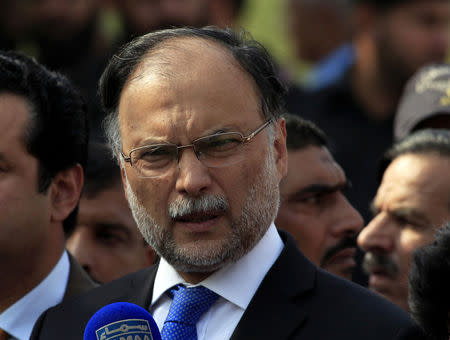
left=378, top=129, right=450, bottom=183
left=83, top=142, right=122, bottom=198
left=0, top=50, right=89, bottom=236
left=283, top=112, right=328, bottom=150
left=99, top=26, right=286, bottom=156
left=409, top=222, right=450, bottom=340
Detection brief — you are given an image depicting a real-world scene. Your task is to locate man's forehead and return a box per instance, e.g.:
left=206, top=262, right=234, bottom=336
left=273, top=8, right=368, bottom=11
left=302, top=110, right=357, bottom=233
left=298, top=146, right=345, bottom=176
left=128, top=36, right=240, bottom=84
left=284, top=146, right=347, bottom=188
left=382, top=153, right=450, bottom=189
left=375, top=153, right=450, bottom=212
left=0, top=93, right=32, bottom=148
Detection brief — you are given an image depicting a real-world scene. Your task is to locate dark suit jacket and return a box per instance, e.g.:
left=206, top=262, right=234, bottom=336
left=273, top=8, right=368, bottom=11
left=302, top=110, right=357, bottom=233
left=31, top=232, right=419, bottom=339
left=64, top=253, right=98, bottom=300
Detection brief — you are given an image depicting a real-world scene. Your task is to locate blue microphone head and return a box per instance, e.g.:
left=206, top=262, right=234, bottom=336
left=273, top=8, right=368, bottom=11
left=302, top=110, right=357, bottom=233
left=84, top=302, right=161, bottom=340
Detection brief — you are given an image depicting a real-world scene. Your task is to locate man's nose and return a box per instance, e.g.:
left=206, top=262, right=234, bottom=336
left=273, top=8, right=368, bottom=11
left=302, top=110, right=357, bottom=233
left=175, top=147, right=212, bottom=197
left=66, top=228, right=95, bottom=271
left=330, top=195, right=364, bottom=238
left=357, top=213, right=396, bottom=254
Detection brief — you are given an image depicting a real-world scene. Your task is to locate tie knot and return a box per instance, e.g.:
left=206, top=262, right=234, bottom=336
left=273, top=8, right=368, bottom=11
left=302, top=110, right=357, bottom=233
left=166, top=284, right=219, bottom=325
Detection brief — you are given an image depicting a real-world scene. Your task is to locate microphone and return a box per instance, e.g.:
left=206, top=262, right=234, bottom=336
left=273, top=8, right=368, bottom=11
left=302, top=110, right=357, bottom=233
left=84, top=302, right=161, bottom=340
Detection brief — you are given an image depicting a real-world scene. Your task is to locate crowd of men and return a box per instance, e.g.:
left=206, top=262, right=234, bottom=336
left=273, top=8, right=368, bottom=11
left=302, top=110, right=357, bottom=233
left=1, top=0, right=450, bottom=339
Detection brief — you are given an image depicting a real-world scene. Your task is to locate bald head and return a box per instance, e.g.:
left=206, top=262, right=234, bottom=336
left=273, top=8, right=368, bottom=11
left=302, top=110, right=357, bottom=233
left=126, top=37, right=246, bottom=88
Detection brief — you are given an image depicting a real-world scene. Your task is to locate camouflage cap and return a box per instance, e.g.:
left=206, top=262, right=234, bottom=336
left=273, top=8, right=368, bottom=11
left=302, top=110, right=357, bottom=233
left=394, top=63, right=450, bottom=141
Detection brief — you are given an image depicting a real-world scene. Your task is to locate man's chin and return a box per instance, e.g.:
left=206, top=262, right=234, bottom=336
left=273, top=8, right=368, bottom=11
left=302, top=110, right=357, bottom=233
left=164, top=238, right=240, bottom=273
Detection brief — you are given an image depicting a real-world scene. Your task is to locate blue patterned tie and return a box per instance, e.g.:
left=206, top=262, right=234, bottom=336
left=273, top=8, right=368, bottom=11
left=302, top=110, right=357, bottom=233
left=161, top=284, right=219, bottom=340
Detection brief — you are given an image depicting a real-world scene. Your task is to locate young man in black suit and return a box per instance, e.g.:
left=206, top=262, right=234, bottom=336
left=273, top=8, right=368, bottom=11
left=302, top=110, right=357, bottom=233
left=0, top=51, right=94, bottom=340
left=31, top=27, right=420, bottom=340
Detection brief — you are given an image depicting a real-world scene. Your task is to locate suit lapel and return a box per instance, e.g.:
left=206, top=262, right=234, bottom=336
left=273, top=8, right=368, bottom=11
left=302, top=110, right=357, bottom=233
left=121, top=262, right=159, bottom=309
left=230, top=231, right=317, bottom=340
left=63, top=253, right=98, bottom=300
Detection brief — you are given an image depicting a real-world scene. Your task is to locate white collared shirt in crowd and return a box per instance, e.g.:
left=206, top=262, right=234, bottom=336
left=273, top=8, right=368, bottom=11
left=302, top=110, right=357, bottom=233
left=0, top=251, right=70, bottom=340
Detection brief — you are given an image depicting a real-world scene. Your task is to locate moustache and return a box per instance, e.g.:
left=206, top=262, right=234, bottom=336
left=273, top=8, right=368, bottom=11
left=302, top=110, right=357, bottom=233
left=320, top=235, right=357, bottom=266
left=169, top=195, right=229, bottom=220
left=362, top=252, right=399, bottom=278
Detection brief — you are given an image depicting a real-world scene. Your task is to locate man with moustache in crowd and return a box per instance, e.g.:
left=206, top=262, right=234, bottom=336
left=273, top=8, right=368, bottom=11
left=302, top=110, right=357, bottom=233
left=276, top=114, right=363, bottom=280
left=31, top=27, right=419, bottom=340
left=358, top=129, right=450, bottom=311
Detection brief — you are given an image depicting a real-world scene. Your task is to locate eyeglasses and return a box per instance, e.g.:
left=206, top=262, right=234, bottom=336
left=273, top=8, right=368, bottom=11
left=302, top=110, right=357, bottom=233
left=121, top=119, right=272, bottom=178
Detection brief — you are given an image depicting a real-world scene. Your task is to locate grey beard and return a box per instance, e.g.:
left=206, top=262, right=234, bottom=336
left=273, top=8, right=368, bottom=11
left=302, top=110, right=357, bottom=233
left=124, top=149, right=280, bottom=274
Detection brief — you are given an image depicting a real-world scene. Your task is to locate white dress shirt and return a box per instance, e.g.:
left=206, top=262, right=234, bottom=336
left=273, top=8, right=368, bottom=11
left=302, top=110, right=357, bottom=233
left=0, top=251, right=70, bottom=340
left=150, top=223, right=283, bottom=340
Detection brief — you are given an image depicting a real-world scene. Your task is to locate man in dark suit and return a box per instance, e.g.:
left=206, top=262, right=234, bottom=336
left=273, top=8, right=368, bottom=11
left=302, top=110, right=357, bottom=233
left=31, top=27, right=419, bottom=340
left=275, top=114, right=364, bottom=281
left=0, top=51, right=95, bottom=340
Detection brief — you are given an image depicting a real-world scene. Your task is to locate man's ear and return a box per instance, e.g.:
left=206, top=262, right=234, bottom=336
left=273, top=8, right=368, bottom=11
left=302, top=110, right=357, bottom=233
left=50, top=164, right=84, bottom=223
left=273, top=117, right=288, bottom=182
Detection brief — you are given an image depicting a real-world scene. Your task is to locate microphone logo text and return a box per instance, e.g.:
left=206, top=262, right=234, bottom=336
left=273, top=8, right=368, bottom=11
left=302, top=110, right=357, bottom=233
left=96, top=318, right=154, bottom=340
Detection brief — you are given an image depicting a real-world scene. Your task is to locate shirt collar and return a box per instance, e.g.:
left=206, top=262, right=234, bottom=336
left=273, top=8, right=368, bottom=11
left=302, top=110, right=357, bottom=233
left=152, top=223, right=283, bottom=310
left=0, top=251, right=70, bottom=340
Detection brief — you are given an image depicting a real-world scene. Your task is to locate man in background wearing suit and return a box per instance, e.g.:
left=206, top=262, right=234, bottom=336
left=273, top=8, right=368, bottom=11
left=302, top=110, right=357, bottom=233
left=275, top=113, right=363, bottom=281
left=0, top=51, right=95, bottom=340
left=31, top=26, right=419, bottom=340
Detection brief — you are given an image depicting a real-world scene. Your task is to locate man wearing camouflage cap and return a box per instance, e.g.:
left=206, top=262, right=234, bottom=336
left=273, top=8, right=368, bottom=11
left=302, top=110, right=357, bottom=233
left=394, top=63, right=450, bottom=141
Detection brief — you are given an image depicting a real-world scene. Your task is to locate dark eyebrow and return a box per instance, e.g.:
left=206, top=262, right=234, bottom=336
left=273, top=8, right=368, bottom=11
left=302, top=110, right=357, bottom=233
left=138, top=138, right=174, bottom=147
left=288, top=181, right=350, bottom=201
